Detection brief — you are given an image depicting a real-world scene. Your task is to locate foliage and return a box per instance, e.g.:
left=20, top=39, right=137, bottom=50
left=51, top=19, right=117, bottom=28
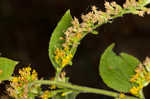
left=0, top=57, right=18, bottom=81
left=49, top=10, right=73, bottom=71
left=1, top=0, right=150, bottom=99
left=100, top=43, right=140, bottom=92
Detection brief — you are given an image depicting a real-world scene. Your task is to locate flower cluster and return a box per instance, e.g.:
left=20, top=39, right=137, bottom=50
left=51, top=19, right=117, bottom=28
left=7, top=67, right=40, bottom=99
left=54, top=0, right=150, bottom=69
left=130, top=57, right=150, bottom=97
left=54, top=48, right=73, bottom=68
left=41, top=90, right=49, bottom=99
left=123, top=0, right=150, bottom=16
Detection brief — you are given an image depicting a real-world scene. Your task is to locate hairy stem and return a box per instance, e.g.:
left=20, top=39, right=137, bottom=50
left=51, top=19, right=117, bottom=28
left=33, top=80, right=138, bottom=99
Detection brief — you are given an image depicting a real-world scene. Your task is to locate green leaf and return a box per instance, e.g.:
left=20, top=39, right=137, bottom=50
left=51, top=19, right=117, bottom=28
left=49, top=10, right=72, bottom=69
left=99, top=43, right=140, bottom=92
left=52, top=92, right=79, bottom=99
left=0, top=57, right=19, bottom=81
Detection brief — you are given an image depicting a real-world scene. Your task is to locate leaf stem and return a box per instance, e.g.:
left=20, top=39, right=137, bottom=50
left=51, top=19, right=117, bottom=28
left=33, top=80, right=138, bottom=99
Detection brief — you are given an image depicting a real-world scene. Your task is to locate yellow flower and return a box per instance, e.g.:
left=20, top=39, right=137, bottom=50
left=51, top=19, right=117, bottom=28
left=31, top=74, right=37, bottom=80
left=61, top=92, right=65, bottom=96
left=55, top=48, right=65, bottom=58
left=130, top=86, right=140, bottom=96
left=55, top=56, right=59, bottom=60
left=12, top=77, right=18, bottom=83
left=19, top=69, right=24, bottom=76
left=62, top=54, right=72, bottom=67
left=64, top=47, right=68, bottom=51
left=50, top=85, right=56, bottom=89
left=54, top=48, right=66, bottom=65
left=25, top=67, right=31, bottom=72
left=76, top=32, right=82, bottom=39
left=41, top=91, right=49, bottom=99
left=62, top=59, right=69, bottom=67
left=130, top=73, right=139, bottom=82
left=119, top=93, right=126, bottom=99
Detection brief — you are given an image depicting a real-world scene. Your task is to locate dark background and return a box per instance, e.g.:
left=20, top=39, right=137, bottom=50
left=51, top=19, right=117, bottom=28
left=0, top=0, right=150, bottom=99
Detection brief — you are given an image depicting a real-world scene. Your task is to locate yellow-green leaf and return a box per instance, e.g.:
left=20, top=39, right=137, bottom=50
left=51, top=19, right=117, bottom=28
left=0, top=57, right=19, bottom=81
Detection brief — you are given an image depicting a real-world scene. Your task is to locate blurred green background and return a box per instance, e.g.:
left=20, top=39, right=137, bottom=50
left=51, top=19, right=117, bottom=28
left=0, top=0, right=150, bottom=99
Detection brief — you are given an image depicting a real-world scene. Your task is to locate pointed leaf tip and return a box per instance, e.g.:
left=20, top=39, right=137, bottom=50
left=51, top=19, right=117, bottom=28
left=49, top=10, right=73, bottom=69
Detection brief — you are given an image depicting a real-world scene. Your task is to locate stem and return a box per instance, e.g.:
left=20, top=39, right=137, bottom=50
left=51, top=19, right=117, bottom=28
left=33, top=80, right=138, bottom=99
left=56, top=68, right=62, bottom=79
left=139, top=90, right=145, bottom=99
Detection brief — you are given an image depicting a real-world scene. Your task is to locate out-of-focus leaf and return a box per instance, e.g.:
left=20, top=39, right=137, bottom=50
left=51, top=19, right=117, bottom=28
left=0, top=57, right=19, bottom=81
left=99, top=43, right=140, bottom=92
